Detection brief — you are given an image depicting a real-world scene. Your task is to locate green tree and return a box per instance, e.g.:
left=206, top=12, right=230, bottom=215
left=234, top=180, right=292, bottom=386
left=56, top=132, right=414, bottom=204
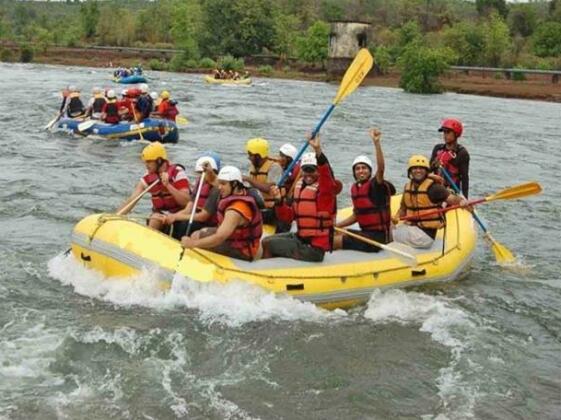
left=476, top=0, right=507, bottom=18
left=296, top=20, right=329, bottom=65
left=321, top=0, right=344, bottom=21
left=483, top=12, right=511, bottom=66
left=442, top=21, right=485, bottom=66
left=171, top=0, right=202, bottom=59
left=398, top=20, right=422, bottom=48
left=273, top=13, right=301, bottom=59
left=398, top=42, right=455, bottom=94
left=80, top=1, right=99, bottom=39
left=507, top=4, right=537, bottom=38
left=532, top=22, right=561, bottom=57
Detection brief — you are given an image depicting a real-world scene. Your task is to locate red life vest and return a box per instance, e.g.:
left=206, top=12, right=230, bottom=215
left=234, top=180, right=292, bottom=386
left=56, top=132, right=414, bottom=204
left=217, top=193, right=263, bottom=259
left=351, top=180, right=391, bottom=233
left=104, top=99, right=119, bottom=124
left=192, top=177, right=218, bottom=226
left=293, top=180, right=334, bottom=251
left=142, top=163, right=188, bottom=213
left=435, top=146, right=463, bottom=187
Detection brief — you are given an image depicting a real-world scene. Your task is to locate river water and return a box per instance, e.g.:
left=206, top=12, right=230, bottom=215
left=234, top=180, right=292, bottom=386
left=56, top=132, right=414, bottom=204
left=0, top=63, right=559, bottom=419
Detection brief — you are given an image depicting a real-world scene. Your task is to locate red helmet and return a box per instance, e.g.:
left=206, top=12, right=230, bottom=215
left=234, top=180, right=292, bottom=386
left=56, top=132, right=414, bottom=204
left=438, top=118, right=463, bottom=138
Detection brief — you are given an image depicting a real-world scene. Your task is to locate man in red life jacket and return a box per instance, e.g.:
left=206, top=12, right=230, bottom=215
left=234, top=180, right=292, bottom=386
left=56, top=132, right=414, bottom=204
left=102, top=90, right=120, bottom=124
left=180, top=166, right=263, bottom=262
left=118, top=142, right=190, bottom=232
left=334, top=128, right=396, bottom=252
left=262, top=133, right=339, bottom=262
left=430, top=118, right=470, bottom=197
left=393, top=155, right=468, bottom=248
left=161, top=155, right=220, bottom=239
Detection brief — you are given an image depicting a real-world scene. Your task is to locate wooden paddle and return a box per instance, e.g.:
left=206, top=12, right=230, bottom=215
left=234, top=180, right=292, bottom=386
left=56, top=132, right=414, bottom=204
left=131, top=105, right=146, bottom=141
left=400, top=181, right=542, bottom=222
left=186, top=172, right=206, bottom=236
left=438, top=166, right=515, bottom=264
left=334, top=227, right=418, bottom=267
left=278, top=48, right=374, bottom=186
left=44, top=112, right=62, bottom=130
left=117, top=179, right=159, bottom=216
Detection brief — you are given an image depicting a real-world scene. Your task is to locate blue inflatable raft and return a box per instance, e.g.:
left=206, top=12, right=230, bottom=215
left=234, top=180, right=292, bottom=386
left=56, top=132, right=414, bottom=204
left=113, top=74, right=147, bottom=84
left=55, top=118, right=178, bottom=143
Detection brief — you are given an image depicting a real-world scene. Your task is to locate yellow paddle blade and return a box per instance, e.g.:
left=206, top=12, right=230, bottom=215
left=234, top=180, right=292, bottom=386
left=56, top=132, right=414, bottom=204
left=333, top=48, right=374, bottom=105
left=176, top=115, right=189, bottom=125
left=486, top=181, right=542, bottom=202
left=484, top=233, right=516, bottom=264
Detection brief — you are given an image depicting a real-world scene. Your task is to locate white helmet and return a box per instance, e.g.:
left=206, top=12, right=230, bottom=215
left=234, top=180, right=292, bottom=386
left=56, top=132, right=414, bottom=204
left=301, top=152, right=317, bottom=168
left=139, top=83, right=148, bottom=93
left=120, top=89, right=128, bottom=96
left=107, top=89, right=116, bottom=99
left=218, top=166, right=243, bottom=183
left=150, top=91, right=158, bottom=100
left=352, top=155, right=373, bottom=170
left=279, top=143, right=297, bottom=159
left=195, top=156, right=218, bottom=172
left=92, top=86, right=101, bottom=94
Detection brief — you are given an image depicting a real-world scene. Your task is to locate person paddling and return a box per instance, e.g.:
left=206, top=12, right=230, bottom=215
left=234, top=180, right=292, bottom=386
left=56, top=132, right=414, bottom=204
left=86, top=87, right=107, bottom=120
left=430, top=118, right=470, bottom=197
left=117, top=142, right=190, bottom=232
left=180, top=166, right=263, bottom=262
left=334, top=128, right=396, bottom=252
left=393, top=155, right=468, bottom=249
left=66, top=86, right=86, bottom=118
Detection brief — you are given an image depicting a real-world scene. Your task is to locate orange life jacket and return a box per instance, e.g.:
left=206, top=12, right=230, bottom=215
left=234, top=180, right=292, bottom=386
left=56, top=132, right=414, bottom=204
left=293, top=180, right=334, bottom=250
left=217, top=194, right=263, bottom=259
left=402, top=178, right=445, bottom=230
left=248, top=159, right=275, bottom=208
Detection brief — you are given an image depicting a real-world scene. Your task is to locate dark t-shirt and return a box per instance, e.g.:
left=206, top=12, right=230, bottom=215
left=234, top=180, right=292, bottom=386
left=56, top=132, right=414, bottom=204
left=203, top=187, right=220, bottom=215
left=430, top=143, right=470, bottom=197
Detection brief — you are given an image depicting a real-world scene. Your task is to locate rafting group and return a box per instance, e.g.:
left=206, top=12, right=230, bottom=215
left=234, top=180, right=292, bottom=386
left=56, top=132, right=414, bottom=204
left=57, top=84, right=179, bottom=124
left=113, top=66, right=143, bottom=79
left=211, top=68, right=250, bottom=80
left=117, top=117, right=471, bottom=263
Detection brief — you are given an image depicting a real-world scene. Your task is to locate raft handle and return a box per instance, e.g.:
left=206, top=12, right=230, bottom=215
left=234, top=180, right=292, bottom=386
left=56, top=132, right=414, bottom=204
left=80, top=253, right=92, bottom=262
left=411, top=269, right=426, bottom=277
left=286, top=284, right=304, bottom=291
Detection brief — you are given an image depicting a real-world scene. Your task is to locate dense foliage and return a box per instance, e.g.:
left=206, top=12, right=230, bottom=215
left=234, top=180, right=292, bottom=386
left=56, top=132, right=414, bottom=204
left=0, top=0, right=560, bottom=77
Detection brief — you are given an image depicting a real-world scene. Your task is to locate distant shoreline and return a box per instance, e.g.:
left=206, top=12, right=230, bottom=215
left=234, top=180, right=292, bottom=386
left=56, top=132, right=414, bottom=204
left=13, top=45, right=561, bottom=103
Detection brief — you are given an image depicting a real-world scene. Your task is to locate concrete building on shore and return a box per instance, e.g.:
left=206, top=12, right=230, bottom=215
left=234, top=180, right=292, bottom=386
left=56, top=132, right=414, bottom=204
left=327, top=21, right=371, bottom=75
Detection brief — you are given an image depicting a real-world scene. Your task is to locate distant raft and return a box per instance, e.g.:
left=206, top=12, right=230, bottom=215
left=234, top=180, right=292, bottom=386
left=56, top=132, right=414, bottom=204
left=70, top=197, right=477, bottom=310
left=204, top=75, right=252, bottom=85
left=113, top=74, right=148, bottom=84
left=55, top=118, right=178, bottom=143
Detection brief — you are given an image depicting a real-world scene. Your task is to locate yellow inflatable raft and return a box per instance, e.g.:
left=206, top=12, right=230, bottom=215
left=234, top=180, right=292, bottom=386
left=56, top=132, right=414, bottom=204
left=204, top=75, right=252, bottom=85
left=70, top=196, right=476, bottom=310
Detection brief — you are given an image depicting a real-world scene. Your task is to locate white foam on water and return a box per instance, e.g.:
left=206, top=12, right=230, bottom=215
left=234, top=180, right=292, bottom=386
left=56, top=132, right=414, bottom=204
left=364, top=289, right=481, bottom=419
left=48, top=253, right=346, bottom=328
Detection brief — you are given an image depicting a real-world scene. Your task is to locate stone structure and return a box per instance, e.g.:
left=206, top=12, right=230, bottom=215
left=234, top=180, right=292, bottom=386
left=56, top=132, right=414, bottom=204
left=327, top=21, right=371, bottom=75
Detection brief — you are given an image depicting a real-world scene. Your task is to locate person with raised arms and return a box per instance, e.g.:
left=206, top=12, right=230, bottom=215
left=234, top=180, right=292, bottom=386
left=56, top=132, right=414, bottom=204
left=334, top=128, right=396, bottom=252
left=180, top=166, right=263, bottom=262
left=393, top=155, right=468, bottom=249
left=117, top=142, right=190, bottom=232
left=262, top=133, right=339, bottom=262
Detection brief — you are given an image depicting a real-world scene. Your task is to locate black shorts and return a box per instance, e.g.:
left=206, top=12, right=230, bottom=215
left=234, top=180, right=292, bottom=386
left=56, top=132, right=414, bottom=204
left=341, top=229, right=388, bottom=253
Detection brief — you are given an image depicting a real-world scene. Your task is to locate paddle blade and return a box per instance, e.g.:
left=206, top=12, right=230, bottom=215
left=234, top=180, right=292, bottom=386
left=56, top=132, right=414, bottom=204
left=483, top=233, right=516, bottom=264
left=77, top=120, right=96, bottom=132
left=333, top=48, right=374, bottom=105
left=176, top=115, right=189, bottom=125
left=387, top=242, right=418, bottom=268
left=486, top=182, right=542, bottom=202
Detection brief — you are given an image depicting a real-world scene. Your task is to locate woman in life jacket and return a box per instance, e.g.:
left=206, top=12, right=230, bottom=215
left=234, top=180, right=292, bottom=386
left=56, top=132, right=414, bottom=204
left=117, top=142, right=190, bottom=232
left=393, top=155, right=468, bottom=249
left=262, top=133, right=339, bottom=262
left=87, top=87, right=107, bottom=120
left=161, top=155, right=221, bottom=240
left=66, top=86, right=86, bottom=118
left=180, top=166, right=263, bottom=262
left=429, top=118, right=470, bottom=197
left=334, top=128, right=396, bottom=252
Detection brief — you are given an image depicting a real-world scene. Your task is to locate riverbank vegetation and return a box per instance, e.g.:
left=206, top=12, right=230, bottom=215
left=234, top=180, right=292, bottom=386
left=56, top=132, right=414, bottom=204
left=1, top=0, right=560, bottom=93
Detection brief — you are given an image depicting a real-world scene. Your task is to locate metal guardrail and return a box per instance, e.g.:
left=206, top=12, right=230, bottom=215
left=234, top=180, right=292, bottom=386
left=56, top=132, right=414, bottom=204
left=84, top=45, right=181, bottom=54
left=450, top=65, right=560, bottom=83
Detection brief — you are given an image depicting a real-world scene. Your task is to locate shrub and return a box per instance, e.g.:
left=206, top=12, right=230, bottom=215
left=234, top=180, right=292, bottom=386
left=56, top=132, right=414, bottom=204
left=185, top=59, right=198, bottom=68
left=398, top=43, right=454, bottom=94
left=257, top=65, right=273, bottom=75
left=199, top=57, right=216, bottom=68
left=148, top=58, right=168, bottom=71
left=532, top=22, right=561, bottom=57
left=0, top=48, right=14, bottom=62
left=511, top=67, right=526, bottom=81
left=296, top=20, right=329, bottom=65
left=19, top=44, right=34, bottom=63
left=373, top=46, right=391, bottom=74
left=282, top=65, right=291, bottom=72
left=494, top=72, right=503, bottom=80
left=218, top=54, right=244, bottom=71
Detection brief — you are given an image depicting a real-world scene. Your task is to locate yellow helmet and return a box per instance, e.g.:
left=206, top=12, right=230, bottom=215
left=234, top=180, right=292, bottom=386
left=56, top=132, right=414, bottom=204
left=407, top=155, right=430, bottom=171
left=160, top=90, right=170, bottom=99
left=245, top=137, right=269, bottom=158
left=141, top=142, right=167, bottom=162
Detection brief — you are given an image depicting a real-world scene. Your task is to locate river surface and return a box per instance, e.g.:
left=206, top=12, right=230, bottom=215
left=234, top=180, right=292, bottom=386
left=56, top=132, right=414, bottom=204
left=0, top=63, right=559, bottom=419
